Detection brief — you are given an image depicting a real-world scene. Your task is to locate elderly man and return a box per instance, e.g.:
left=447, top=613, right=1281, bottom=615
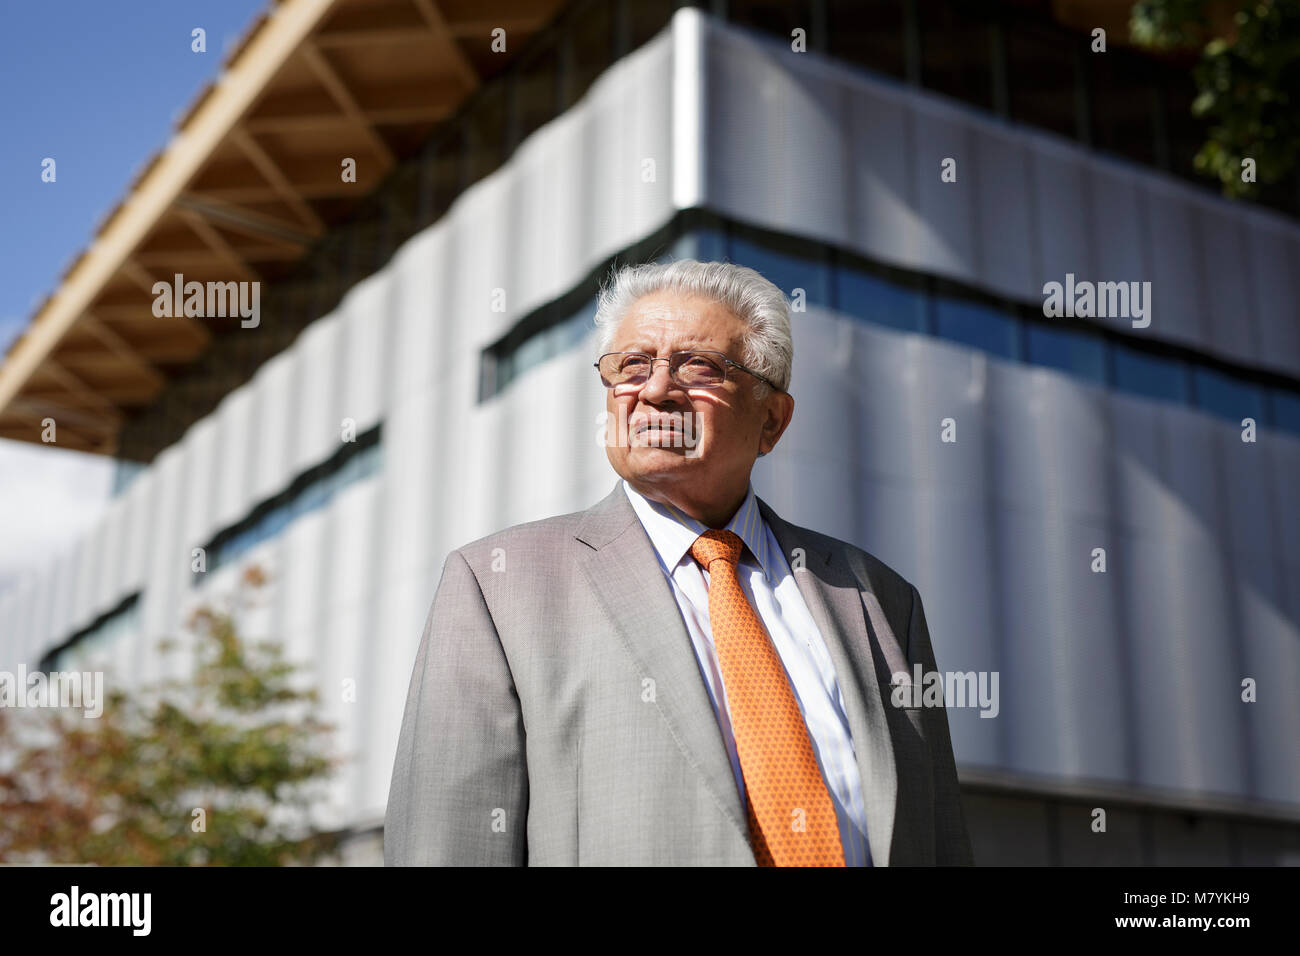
left=385, top=259, right=973, bottom=866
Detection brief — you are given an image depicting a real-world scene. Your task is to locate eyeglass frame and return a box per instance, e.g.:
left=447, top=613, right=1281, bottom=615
left=593, top=350, right=785, bottom=393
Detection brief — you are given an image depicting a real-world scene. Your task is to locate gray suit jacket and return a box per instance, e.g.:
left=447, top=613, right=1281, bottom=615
left=385, top=479, right=974, bottom=865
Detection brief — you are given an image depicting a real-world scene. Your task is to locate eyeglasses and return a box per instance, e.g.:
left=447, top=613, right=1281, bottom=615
left=594, top=350, right=783, bottom=392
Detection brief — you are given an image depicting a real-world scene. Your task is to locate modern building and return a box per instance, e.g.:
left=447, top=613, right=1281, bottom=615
left=2, top=0, right=1298, bottom=865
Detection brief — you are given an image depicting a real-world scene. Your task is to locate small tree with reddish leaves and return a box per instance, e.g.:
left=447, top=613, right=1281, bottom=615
left=0, top=565, right=342, bottom=865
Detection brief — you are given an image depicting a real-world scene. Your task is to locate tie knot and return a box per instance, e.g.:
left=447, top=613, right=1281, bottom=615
left=689, top=528, right=744, bottom=570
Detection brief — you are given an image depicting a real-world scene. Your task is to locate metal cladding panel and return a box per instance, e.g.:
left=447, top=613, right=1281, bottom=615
left=908, top=104, right=978, bottom=283
left=386, top=229, right=451, bottom=402
left=695, top=12, right=1300, bottom=371
left=989, top=369, right=1111, bottom=521
left=1124, top=523, right=1250, bottom=797
left=1108, top=393, right=1169, bottom=537
left=1085, top=157, right=1148, bottom=335
left=970, top=125, right=1035, bottom=299
left=69, top=514, right=106, bottom=636
left=843, top=87, right=920, bottom=274
left=1272, top=439, right=1300, bottom=570
left=0, top=590, right=15, bottom=668
left=995, top=504, right=1131, bottom=782
left=1143, top=179, right=1210, bottom=350
left=1162, top=405, right=1227, bottom=543
left=14, top=587, right=39, bottom=669
left=137, top=445, right=188, bottom=688
left=250, top=349, right=299, bottom=506
left=211, top=387, right=257, bottom=531
left=1028, top=136, right=1093, bottom=302
left=705, top=37, right=851, bottom=240
left=1234, top=548, right=1300, bottom=805
left=45, top=553, right=75, bottom=664
left=292, top=313, right=344, bottom=475
left=1196, top=200, right=1260, bottom=366
left=1246, top=220, right=1300, bottom=379
left=93, top=496, right=128, bottom=613
left=338, top=278, right=389, bottom=438
left=178, top=416, right=219, bottom=557
left=119, top=467, right=155, bottom=595
left=1216, top=424, right=1276, bottom=563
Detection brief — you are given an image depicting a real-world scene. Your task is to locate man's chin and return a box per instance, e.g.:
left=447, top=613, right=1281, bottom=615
left=623, top=445, right=700, bottom=475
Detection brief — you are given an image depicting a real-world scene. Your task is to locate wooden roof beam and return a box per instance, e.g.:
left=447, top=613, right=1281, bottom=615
left=230, top=127, right=329, bottom=234
left=299, top=42, right=397, bottom=172
left=410, top=0, right=480, bottom=91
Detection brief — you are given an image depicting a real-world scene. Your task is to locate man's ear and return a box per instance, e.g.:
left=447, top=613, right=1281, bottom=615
left=758, top=391, right=795, bottom=455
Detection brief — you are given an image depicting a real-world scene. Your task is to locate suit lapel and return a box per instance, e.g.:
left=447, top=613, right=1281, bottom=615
left=573, top=481, right=752, bottom=850
left=757, top=496, right=900, bottom=867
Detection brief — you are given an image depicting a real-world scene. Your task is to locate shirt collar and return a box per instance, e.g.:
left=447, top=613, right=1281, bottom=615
left=621, top=478, right=773, bottom=581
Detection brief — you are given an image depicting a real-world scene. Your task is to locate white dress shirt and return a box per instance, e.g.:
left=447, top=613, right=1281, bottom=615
left=621, top=479, right=872, bottom=866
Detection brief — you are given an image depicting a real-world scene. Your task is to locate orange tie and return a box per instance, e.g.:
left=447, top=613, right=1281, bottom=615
left=690, top=529, right=846, bottom=867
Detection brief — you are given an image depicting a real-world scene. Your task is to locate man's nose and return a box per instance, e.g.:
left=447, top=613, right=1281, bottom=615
left=638, top=358, right=679, bottom=401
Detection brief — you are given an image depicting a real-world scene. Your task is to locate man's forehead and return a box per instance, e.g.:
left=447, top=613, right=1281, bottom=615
left=612, top=294, right=740, bottom=348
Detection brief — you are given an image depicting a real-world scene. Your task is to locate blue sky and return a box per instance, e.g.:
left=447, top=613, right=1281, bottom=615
left=0, top=0, right=267, bottom=353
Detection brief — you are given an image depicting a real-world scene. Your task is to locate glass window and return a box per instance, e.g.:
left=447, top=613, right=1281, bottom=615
left=563, top=0, right=615, bottom=109
left=1085, top=49, right=1158, bottom=166
left=933, top=295, right=1019, bottom=360
left=464, top=84, right=507, bottom=187
left=510, top=328, right=550, bottom=380
left=918, top=0, right=995, bottom=112
left=727, top=232, right=830, bottom=308
left=827, top=0, right=906, bottom=80
left=292, top=476, right=331, bottom=519
left=727, top=1, right=817, bottom=44
left=418, top=128, right=464, bottom=229
left=1005, top=22, right=1082, bottom=139
left=664, top=228, right=726, bottom=263
left=552, top=297, right=596, bottom=353
left=834, top=267, right=926, bottom=334
left=1113, top=343, right=1188, bottom=403
left=1025, top=323, right=1106, bottom=383
left=1270, top=389, right=1300, bottom=437
left=513, top=45, right=560, bottom=150
left=1162, top=74, right=1208, bottom=184
left=1192, top=367, right=1265, bottom=424
left=628, top=0, right=678, bottom=50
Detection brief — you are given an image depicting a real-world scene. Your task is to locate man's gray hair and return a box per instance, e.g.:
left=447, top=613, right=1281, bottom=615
left=592, top=259, right=793, bottom=397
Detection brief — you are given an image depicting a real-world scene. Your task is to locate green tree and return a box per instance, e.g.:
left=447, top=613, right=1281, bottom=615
left=1131, top=0, right=1300, bottom=197
left=0, top=566, right=342, bottom=865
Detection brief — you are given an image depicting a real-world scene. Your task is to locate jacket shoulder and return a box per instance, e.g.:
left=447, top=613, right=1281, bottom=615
left=442, top=500, right=599, bottom=571
left=772, top=512, right=918, bottom=614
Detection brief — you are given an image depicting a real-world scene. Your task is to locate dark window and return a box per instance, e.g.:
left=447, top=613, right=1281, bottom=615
left=1270, top=388, right=1300, bottom=437
left=1085, top=48, right=1158, bottom=167
left=628, top=0, right=679, bottom=50
left=917, top=0, right=995, bottom=112
left=1026, top=323, right=1107, bottom=383
left=464, top=84, right=508, bottom=186
left=1161, top=72, right=1205, bottom=183
left=563, top=0, right=616, bottom=108
left=933, top=294, right=1020, bottom=360
left=727, top=0, right=817, bottom=45
left=513, top=45, right=561, bottom=150
left=1113, top=343, right=1189, bottom=403
left=835, top=266, right=926, bottom=334
left=728, top=231, right=831, bottom=307
left=666, top=228, right=727, bottom=262
left=1192, top=367, right=1265, bottom=424
left=417, top=128, right=464, bottom=229
left=826, top=0, right=907, bottom=80
left=1005, top=21, right=1082, bottom=139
